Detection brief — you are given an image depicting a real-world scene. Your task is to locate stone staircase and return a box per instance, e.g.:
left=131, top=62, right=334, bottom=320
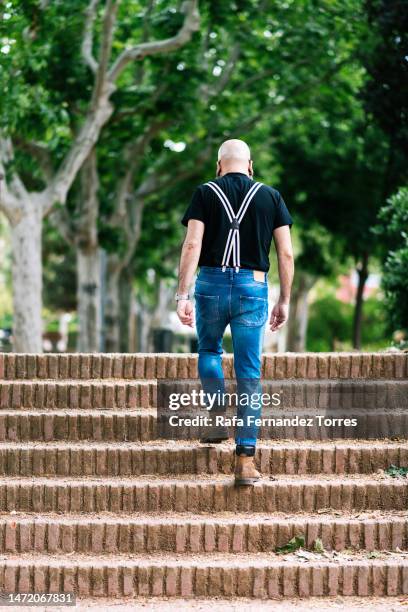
left=0, top=352, right=407, bottom=602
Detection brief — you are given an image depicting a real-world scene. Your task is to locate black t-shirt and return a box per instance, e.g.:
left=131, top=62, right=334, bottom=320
left=181, top=172, right=293, bottom=272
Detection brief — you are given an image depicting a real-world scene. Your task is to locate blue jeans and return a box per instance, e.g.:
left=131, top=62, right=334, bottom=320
left=195, top=266, right=268, bottom=452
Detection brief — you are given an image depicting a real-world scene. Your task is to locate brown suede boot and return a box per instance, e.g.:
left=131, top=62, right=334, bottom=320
left=234, top=454, right=261, bottom=486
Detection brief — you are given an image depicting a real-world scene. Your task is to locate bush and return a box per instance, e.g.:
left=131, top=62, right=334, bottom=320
left=374, top=187, right=408, bottom=346
left=381, top=246, right=408, bottom=344
left=307, top=295, right=391, bottom=352
left=307, top=296, right=353, bottom=352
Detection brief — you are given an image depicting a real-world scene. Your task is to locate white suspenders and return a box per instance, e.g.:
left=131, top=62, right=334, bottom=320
left=205, top=180, right=263, bottom=272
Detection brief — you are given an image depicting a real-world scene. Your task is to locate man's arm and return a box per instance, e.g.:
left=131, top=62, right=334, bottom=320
left=176, top=219, right=204, bottom=327
left=270, top=225, right=294, bottom=332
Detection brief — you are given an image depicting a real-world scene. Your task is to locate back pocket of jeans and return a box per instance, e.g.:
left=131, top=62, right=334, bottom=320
left=239, top=296, right=268, bottom=326
left=195, top=293, right=220, bottom=323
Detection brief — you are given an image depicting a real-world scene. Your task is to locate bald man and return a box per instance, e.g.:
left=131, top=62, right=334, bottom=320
left=177, top=139, right=294, bottom=485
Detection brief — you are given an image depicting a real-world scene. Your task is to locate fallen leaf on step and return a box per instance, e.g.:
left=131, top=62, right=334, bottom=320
left=313, top=537, right=325, bottom=553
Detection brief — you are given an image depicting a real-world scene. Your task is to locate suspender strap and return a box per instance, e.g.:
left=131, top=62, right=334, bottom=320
left=205, top=181, right=234, bottom=221
left=205, top=180, right=263, bottom=271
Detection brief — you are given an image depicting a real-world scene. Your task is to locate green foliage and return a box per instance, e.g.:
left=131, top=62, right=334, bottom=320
left=313, top=538, right=325, bottom=554
left=385, top=465, right=408, bottom=479
left=363, top=0, right=408, bottom=152
left=295, top=222, right=343, bottom=278
left=2, top=0, right=407, bottom=346
left=374, top=188, right=408, bottom=341
left=381, top=247, right=408, bottom=340
left=307, top=296, right=353, bottom=351
left=361, top=296, right=391, bottom=348
left=98, top=222, right=128, bottom=257
left=131, top=0, right=374, bottom=286
left=307, top=294, right=391, bottom=351
left=0, top=312, right=12, bottom=330
left=375, top=187, right=408, bottom=248
left=276, top=535, right=305, bottom=555
left=0, top=0, right=89, bottom=137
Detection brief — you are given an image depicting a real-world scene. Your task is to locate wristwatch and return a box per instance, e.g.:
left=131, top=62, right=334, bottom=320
left=175, top=292, right=189, bottom=302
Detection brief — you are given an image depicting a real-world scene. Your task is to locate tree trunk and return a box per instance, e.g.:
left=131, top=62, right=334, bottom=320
left=286, top=272, right=316, bottom=352
left=128, top=292, right=137, bottom=353
left=74, top=149, right=102, bottom=352
left=140, top=304, right=153, bottom=352
left=133, top=296, right=153, bottom=352
left=151, top=278, right=174, bottom=329
left=104, top=258, right=121, bottom=352
left=119, top=265, right=133, bottom=353
left=352, top=253, right=369, bottom=350
left=10, top=204, right=43, bottom=352
left=76, top=247, right=102, bottom=352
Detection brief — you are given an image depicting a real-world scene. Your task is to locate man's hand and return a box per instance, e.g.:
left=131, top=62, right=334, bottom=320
left=176, top=220, right=204, bottom=329
left=177, top=299, right=195, bottom=328
left=270, top=300, right=289, bottom=332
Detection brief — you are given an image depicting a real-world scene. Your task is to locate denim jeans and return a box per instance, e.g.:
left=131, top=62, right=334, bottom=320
left=195, top=266, right=268, bottom=451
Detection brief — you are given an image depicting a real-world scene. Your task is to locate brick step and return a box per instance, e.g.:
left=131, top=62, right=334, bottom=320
left=0, top=552, right=407, bottom=598
left=0, top=511, right=407, bottom=554
left=0, top=380, right=154, bottom=410
left=0, top=475, right=406, bottom=513
left=0, top=409, right=156, bottom=442
left=0, top=441, right=407, bottom=476
left=157, top=409, right=408, bottom=441
left=1, top=379, right=407, bottom=411
left=2, top=352, right=407, bottom=381
left=39, top=596, right=408, bottom=611
left=1, top=409, right=407, bottom=443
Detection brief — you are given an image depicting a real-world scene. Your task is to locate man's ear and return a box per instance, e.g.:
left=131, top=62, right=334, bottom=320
left=216, top=160, right=222, bottom=177
left=249, top=160, right=254, bottom=177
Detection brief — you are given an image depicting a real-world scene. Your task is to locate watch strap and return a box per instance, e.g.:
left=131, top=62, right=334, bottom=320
left=175, top=292, right=189, bottom=301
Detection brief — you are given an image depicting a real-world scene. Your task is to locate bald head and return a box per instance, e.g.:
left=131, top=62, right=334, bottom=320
left=218, top=139, right=251, bottom=161
left=216, top=139, right=253, bottom=178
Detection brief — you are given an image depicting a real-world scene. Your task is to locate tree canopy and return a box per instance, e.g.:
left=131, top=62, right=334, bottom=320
left=0, top=0, right=407, bottom=352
